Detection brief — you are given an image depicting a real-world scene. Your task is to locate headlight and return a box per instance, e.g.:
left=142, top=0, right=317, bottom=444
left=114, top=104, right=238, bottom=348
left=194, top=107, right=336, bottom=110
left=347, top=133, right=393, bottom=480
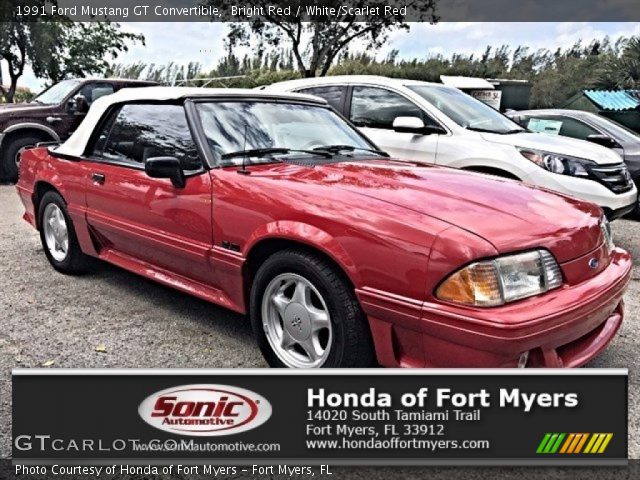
left=436, top=250, right=563, bottom=307
left=517, top=148, right=594, bottom=177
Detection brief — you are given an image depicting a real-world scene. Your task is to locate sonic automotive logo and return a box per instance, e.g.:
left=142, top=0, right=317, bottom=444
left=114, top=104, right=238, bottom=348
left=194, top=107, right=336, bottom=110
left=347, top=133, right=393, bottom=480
left=138, top=384, right=272, bottom=436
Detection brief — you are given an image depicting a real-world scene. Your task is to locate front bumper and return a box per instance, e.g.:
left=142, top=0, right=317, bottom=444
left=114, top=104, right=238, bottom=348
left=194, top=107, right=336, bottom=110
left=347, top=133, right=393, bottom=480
left=359, top=247, right=632, bottom=368
left=604, top=202, right=637, bottom=220
left=522, top=168, right=638, bottom=213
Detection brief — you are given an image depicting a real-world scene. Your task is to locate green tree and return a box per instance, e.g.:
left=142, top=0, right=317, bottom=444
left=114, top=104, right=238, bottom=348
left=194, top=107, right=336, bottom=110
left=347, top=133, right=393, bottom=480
left=0, top=2, right=143, bottom=102
left=597, top=36, right=640, bottom=89
left=210, top=0, right=437, bottom=77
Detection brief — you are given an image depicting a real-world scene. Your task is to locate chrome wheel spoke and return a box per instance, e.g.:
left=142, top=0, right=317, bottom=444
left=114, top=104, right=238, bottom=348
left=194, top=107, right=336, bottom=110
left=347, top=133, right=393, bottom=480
left=272, top=292, right=289, bottom=318
left=309, top=307, right=330, bottom=332
left=299, top=337, right=321, bottom=362
left=280, top=329, right=296, bottom=350
left=291, top=280, right=309, bottom=305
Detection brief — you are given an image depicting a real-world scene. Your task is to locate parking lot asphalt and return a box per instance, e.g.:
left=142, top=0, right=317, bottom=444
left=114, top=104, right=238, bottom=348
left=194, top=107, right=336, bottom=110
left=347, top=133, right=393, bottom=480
left=0, top=184, right=639, bottom=477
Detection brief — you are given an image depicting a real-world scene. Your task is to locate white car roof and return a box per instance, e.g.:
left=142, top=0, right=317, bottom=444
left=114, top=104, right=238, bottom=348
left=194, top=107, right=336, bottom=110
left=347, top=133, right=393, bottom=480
left=261, top=75, right=448, bottom=92
left=54, top=86, right=325, bottom=157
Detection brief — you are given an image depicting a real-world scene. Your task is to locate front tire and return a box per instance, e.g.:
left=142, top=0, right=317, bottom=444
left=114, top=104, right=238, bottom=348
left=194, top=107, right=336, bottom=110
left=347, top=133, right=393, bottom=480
left=250, top=249, right=375, bottom=368
left=38, top=191, right=91, bottom=274
left=1, top=135, right=41, bottom=183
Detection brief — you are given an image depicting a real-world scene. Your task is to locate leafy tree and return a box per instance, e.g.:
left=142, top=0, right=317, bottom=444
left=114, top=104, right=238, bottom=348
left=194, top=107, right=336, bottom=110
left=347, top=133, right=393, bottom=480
left=597, top=36, right=640, bottom=89
left=209, top=0, right=437, bottom=77
left=0, top=1, right=143, bottom=102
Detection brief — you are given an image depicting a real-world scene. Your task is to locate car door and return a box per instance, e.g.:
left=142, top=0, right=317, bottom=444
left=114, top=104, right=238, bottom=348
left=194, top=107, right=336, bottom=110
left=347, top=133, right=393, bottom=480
left=83, top=102, right=215, bottom=285
left=346, top=85, right=441, bottom=162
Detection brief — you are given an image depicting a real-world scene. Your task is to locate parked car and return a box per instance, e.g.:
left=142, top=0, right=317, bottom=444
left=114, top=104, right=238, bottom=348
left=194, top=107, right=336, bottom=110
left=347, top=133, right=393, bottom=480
left=506, top=109, right=640, bottom=192
left=0, top=77, right=158, bottom=182
left=16, top=87, right=631, bottom=369
left=261, top=76, right=638, bottom=219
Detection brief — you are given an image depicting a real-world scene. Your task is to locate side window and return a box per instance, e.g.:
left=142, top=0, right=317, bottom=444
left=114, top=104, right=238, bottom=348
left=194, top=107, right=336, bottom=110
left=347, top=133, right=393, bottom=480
left=525, top=115, right=599, bottom=140
left=557, top=117, right=600, bottom=140
left=350, top=86, right=428, bottom=130
left=92, top=103, right=202, bottom=171
left=78, top=83, right=115, bottom=105
left=297, top=86, right=346, bottom=111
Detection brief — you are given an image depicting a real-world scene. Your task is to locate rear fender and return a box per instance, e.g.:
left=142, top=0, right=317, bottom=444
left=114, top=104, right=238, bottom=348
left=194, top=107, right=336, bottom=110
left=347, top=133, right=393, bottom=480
left=24, top=148, right=98, bottom=256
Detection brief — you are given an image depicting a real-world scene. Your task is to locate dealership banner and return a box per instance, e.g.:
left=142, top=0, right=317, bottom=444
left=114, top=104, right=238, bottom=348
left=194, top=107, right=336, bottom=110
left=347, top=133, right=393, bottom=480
left=12, top=369, right=627, bottom=467
left=3, top=0, right=640, bottom=22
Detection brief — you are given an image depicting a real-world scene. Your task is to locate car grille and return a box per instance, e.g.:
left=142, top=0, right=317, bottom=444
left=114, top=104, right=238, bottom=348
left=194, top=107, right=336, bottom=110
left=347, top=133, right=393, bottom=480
left=587, top=163, right=635, bottom=194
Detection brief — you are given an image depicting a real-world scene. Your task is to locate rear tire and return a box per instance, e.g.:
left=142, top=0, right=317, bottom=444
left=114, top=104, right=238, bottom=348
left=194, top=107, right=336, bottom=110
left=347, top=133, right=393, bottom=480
left=38, top=191, right=91, bottom=274
left=250, top=249, right=375, bottom=368
left=1, top=135, right=41, bottom=183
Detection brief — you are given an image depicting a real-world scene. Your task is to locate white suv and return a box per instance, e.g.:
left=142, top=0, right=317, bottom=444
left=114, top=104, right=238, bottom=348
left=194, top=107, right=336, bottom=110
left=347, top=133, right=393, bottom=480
left=262, top=75, right=638, bottom=219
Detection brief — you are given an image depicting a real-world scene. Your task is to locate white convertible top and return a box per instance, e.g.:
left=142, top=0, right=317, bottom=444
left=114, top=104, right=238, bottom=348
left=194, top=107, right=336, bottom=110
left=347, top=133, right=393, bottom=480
left=53, top=86, right=326, bottom=157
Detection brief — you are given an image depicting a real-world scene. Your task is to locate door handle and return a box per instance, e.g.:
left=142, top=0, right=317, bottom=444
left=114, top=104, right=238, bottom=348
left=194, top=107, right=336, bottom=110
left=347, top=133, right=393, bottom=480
left=91, top=173, right=105, bottom=185
left=46, top=116, right=62, bottom=123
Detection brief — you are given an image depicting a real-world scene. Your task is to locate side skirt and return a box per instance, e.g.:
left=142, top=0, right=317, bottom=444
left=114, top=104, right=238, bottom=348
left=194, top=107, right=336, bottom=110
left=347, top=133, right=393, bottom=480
left=98, top=248, right=245, bottom=314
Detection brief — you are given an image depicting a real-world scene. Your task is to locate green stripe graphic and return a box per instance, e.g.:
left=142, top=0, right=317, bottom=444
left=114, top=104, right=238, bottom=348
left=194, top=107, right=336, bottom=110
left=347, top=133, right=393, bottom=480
left=550, top=433, right=566, bottom=453
left=537, top=433, right=552, bottom=453
left=543, top=434, right=559, bottom=453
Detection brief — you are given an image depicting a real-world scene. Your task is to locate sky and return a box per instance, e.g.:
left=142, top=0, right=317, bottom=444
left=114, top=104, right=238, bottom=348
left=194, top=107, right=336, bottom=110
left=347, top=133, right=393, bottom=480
left=6, top=22, right=640, bottom=93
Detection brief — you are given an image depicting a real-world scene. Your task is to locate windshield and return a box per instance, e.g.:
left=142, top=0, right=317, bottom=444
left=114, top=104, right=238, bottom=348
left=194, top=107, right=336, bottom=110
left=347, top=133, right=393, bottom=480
left=585, top=112, right=640, bottom=144
left=407, top=85, right=524, bottom=134
left=31, top=79, right=82, bottom=105
left=195, top=101, right=376, bottom=166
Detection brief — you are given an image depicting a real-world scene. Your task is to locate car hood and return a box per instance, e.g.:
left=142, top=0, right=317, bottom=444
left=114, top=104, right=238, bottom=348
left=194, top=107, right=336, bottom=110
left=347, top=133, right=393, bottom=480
left=256, top=159, right=603, bottom=263
left=480, top=131, right=623, bottom=165
left=0, top=103, right=46, bottom=115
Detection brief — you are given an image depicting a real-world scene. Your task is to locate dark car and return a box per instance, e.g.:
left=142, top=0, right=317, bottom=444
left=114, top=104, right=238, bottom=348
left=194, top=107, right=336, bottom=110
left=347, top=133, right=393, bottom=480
left=0, top=78, right=157, bottom=182
left=507, top=109, right=640, bottom=194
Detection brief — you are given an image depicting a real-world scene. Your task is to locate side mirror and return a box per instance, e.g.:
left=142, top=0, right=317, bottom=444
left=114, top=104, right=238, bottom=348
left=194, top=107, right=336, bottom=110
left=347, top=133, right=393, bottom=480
left=392, top=116, right=446, bottom=135
left=145, top=156, right=186, bottom=188
left=73, top=94, right=89, bottom=114
left=586, top=134, right=620, bottom=149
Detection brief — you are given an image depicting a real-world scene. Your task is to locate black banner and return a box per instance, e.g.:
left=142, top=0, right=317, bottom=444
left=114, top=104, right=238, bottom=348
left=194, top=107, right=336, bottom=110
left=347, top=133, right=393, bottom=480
left=12, top=369, right=627, bottom=466
left=2, top=0, right=640, bottom=22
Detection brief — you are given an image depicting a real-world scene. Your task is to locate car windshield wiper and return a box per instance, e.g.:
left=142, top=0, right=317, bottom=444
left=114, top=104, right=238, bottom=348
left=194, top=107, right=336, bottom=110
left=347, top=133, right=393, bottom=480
left=464, top=126, right=503, bottom=133
left=465, top=126, right=525, bottom=135
left=221, top=147, right=332, bottom=160
left=312, top=144, right=389, bottom=157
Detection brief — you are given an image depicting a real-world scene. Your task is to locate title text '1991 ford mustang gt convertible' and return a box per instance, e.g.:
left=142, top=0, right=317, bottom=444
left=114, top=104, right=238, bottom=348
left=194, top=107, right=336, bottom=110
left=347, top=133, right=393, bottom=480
left=16, top=87, right=632, bottom=368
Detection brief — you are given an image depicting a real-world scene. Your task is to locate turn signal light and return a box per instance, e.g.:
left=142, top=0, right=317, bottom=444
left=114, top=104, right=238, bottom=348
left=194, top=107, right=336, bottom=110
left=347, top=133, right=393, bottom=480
left=436, top=250, right=563, bottom=307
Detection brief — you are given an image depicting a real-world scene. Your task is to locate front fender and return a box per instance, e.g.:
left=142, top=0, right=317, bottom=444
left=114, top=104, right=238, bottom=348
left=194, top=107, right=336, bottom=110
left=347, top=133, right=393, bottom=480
left=3, top=122, right=60, bottom=141
left=244, top=220, right=360, bottom=284
left=447, top=156, right=534, bottom=180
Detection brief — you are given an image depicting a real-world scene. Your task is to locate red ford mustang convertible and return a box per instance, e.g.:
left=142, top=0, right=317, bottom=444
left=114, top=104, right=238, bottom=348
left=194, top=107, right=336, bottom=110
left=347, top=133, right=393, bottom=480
left=16, top=87, right=632, bottom=368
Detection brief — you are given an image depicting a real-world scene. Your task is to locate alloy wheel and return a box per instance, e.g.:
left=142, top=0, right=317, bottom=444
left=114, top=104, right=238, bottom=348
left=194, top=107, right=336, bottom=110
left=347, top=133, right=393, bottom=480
left=42, top=203, right=69, bottom=262
left=261, top=273, right=333, bottom=368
